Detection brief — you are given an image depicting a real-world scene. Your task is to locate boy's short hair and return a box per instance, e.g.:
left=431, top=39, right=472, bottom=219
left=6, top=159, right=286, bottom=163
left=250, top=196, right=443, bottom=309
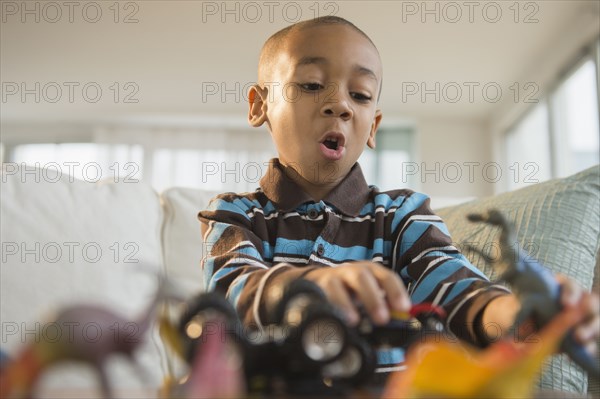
left=258, top=16, right=383, bottom=101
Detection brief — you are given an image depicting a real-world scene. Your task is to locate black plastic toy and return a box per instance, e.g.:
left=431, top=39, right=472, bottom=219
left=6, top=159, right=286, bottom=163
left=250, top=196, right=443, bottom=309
left=176, top=279, right=449, bottom=395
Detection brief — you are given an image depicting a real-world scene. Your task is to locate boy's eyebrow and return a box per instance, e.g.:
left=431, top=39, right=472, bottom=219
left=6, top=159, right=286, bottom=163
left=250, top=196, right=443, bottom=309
left=296, top=56, right=328, bottom=67
left=355, top=66, right=378, bottom=81
left=296, top=56, right=378, bottom=81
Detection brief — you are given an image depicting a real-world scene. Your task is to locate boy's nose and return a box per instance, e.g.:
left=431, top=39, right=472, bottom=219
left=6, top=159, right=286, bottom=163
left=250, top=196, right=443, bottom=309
left=321, top=101, right=353, bottom=120
left=321, top=88, right=353, bottom=120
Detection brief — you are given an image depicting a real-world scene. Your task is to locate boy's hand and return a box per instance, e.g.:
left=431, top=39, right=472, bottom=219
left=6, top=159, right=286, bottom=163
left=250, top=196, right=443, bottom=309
left=556, top=275, right=600, bottom=355
left=483, top=276, right=599, bottom=355
left=304, top=262, right=411, bottom=326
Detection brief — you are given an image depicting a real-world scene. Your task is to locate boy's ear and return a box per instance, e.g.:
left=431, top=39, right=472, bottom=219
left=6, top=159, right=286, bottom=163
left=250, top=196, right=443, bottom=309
left=367, top=109, right=383, bottom=149
left=248, top=85, right=269, bottom=127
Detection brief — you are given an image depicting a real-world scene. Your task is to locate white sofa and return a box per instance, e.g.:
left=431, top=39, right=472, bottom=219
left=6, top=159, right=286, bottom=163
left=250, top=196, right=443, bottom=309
left=1, top=163, right=598, bottom=395
left=0, top=164, right=216, bottom=393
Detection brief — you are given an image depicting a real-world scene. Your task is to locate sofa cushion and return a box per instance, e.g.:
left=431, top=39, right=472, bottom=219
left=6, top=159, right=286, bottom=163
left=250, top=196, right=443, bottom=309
left=159, top=187, right=220, bottom=380
left=0, top=164, right=167, bottom=391
left=436, top=165, right=600, bottom=393
left=160, top=187, right=219, bottom=295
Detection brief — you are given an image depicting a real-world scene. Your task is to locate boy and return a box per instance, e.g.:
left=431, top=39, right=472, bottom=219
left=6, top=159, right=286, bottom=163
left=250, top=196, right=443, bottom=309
left=198, top=16, right=598, bottom=370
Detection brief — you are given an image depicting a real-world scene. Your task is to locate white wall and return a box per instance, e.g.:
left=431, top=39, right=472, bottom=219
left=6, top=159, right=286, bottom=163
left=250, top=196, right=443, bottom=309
left=414, top=118, right=491, bottom=208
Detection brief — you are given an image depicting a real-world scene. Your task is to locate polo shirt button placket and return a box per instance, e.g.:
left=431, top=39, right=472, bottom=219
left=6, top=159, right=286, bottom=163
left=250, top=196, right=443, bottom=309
left=317, top=244, right=325, bottom=257
left=307, top=208, right=319, bottom=219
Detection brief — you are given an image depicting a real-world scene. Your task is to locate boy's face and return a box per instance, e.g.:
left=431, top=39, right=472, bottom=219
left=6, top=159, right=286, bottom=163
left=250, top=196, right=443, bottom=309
left=249, top=24, right=383, bottom=189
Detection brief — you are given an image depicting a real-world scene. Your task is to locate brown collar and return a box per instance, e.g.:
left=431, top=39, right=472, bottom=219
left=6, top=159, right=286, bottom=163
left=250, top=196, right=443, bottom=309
left=259, top=158, right=371, bottom=217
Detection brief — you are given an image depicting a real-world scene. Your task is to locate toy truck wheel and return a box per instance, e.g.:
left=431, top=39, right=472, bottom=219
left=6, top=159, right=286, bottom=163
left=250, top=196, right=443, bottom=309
left=178, top=291, right=242, bottom=362
left=295, top=302, right=348, bottom=365
left=322, top=331, right=377, bottom=386
left=266, top=278, right=327, bottom=325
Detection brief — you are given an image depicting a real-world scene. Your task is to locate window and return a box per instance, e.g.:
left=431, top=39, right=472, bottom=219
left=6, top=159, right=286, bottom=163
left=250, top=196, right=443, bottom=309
left=145, top=129, right=277, bottom=192
left=505, top=102, right=552, bottom=191
left=359, top=128, right=416, bottom=191
left=4, top=125, right=415, bottom=193
left=550, top=59, right=600, bottom=177
left=504, top=43, right=600, bottom=190
left=150, top=147, right=276, bottom=192
left=10, top=143, right=144, bottom=183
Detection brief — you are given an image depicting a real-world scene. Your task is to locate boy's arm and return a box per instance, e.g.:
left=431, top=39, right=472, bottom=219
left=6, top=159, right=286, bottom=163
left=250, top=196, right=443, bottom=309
left=478, top=294, right=519, bottom=340
left=394, top=193, right=599, bottom=349
left=392, top=192, right=511, bottom=346
left=480, top=277, right=599, bottom=352
left=198, top=194, right=318, bottom=328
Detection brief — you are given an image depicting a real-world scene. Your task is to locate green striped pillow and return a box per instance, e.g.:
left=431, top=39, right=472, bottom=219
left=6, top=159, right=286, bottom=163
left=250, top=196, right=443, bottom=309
left=436, top=165, right=600, bottom=394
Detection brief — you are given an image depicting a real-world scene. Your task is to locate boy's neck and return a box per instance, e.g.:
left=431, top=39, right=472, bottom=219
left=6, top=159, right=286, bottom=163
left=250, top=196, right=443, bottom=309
left=280, top=163, right=341, bottom=202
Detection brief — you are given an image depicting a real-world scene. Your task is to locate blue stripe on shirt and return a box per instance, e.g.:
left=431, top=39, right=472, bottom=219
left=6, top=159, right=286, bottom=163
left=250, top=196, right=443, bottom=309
left=229, top=274, right=251, bottom=308
left=205, top=222, right=229, bottom=245
left=208, top=266, right=239, bottom=291
left=396, top=221, right=430, bottom=257
left=236, top=247, right=263, bottom=260
left=410, top=258, right=464, bottom=303
left=275, top=238, right=315, bottom=256
left=208, top=198, right=251, bottom=220
left=202, top=257, right=215, bottom=290
left=443, top=277, right=484, bottom=304
left=390, top=196, right=429, bottom=232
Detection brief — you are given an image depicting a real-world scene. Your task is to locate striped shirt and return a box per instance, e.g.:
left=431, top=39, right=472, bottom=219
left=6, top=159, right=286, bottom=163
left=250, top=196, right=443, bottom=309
left=198, top=159, right=509, bottom=355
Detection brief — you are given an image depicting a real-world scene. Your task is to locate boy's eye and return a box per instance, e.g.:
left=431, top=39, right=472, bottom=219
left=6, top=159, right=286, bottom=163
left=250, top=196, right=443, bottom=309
left=351, top=92, right=372, bottom=102
left=300, top=83, right=324, bottom=91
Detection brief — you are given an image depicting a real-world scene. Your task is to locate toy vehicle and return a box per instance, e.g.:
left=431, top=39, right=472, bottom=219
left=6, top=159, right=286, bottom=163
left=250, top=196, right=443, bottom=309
left=176, top=279, right=448, bottom=395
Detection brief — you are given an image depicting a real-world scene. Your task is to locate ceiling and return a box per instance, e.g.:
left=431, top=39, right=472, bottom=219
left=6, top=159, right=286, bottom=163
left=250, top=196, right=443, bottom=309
left=1, top=1, right=599, bottom=125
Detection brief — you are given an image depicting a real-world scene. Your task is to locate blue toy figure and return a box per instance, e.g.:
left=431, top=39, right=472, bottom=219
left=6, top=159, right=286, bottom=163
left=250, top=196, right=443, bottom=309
left=467, top=209, right=599, bottom=377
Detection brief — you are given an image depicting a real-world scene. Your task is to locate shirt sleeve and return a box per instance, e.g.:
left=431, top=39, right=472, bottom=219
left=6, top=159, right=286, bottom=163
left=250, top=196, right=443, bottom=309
left=198, top=194, right=317, bottom=328
left=390, top=191, right=511, bottom=346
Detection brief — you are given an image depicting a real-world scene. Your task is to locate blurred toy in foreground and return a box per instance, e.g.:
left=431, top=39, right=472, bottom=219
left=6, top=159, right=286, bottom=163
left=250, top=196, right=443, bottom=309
left=0, top=274, right=179, bottom=399
left=161, top=279, right=448, bottom=397
left=160, top=311, right=246, bottom=399
left=467, top=209, right=599, bottom=376
left=383, top=295, right=590, bottom=398
left=383, top=209, right=599, bottom=398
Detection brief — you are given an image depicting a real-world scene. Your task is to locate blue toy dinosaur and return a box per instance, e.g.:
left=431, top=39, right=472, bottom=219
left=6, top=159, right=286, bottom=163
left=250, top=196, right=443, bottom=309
left=467, top=209, right=599, bottom=377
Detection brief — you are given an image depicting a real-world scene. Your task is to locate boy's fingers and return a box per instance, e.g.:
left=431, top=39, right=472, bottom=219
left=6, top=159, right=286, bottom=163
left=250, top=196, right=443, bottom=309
left=369, top=264, right=411, bottom=312
left=575, top=316, right=599, bottom=355
left=585, top=341, right=597, bottom=356
left=574, top=293, right=600, bottom=345
left=350, top=269, right=389, bottom=325
left=584, top=291, right=600, bottom=317
left=556, top=276, right=600, bottom=350
left=326, top=277, right=360, bottom=326
left=556, top=274, right=582, bottom=307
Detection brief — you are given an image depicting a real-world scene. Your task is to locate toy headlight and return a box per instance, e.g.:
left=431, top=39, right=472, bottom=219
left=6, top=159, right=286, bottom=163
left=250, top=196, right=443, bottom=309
left=301, top=318, right=346, bottom=362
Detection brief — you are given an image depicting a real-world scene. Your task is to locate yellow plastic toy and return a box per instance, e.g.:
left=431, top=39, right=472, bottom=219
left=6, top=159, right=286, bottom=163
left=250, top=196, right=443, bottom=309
left=383, top=301, right=588, bottom=398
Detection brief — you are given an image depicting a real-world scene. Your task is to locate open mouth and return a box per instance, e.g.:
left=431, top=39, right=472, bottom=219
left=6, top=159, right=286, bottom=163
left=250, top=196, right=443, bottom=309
left=319, top=133, right=345, bottom=160
left=323, top=137, right=340, bottom=150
